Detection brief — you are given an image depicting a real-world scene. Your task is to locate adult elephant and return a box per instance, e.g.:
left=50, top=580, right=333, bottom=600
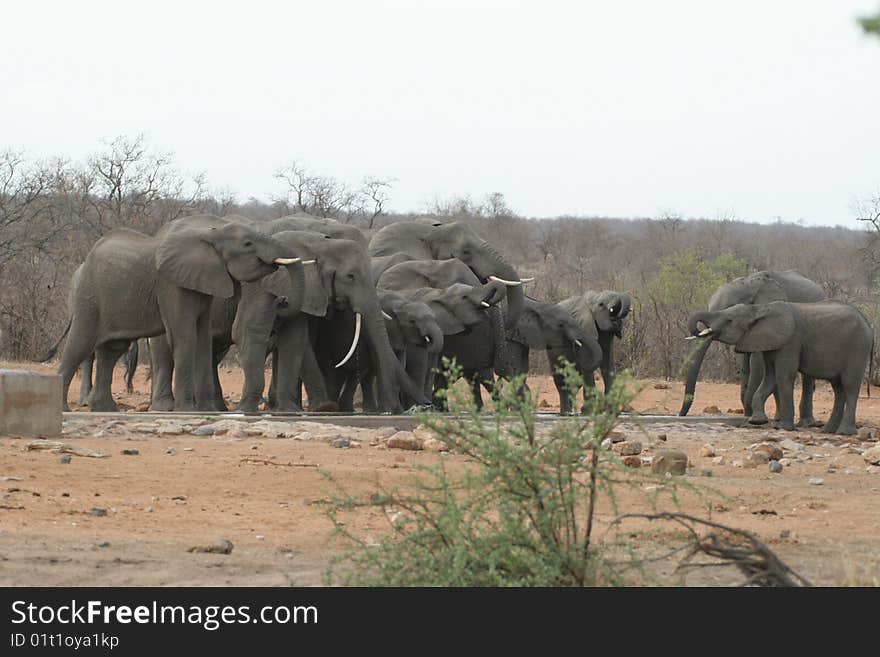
left=56, top=215, right=300, bottom=411
left=687, top=301, right=873, bottom=434
left=368, top=220, right=527, bottom=326
left=235, top=231, right=426, bottom=413
left=505, top=297, right=604, bottom=414
left=262, top=214, right=367, bottom=246
left=679, top=270, right=826, bottom=420
left=558, top=290, right=632, bottom=395
left=387, top=281, right=507, bottom=409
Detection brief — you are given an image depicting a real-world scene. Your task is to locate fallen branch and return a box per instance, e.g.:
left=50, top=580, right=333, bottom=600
left=25, top=441, right=107, bottom=458
left=239, top=457, right=318, bottom=468
left=614, top=512, right=811, bottom=587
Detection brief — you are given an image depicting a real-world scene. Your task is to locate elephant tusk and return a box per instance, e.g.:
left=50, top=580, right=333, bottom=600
left=488, top=275, right=523, bottom=287
left=273, top=257, right=301, bottom=265
left=480, top=301, right=491, bottom=307
left=697, top=328, right=714, bottom=337
left=574, top=339, right=583, bottom=347
left=301, top=259, right=317, bottom=265
left=424, top=335, right=431, bottom=343
left=520, top=277, right=535, bottom=283
left=684, top=336, right=697, bottom=341
left=335, top=312, right=362, bottom=368
left=382, top=311, right=393, bottom=320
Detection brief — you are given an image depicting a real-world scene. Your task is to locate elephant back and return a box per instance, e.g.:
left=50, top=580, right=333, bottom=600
left=558, top=294, right=600, bottom=340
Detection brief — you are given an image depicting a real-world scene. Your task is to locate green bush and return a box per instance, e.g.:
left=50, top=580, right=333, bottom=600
left=323, top=361, right=663, bottom=586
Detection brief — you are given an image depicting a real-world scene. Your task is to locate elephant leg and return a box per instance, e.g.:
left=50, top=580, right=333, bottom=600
left=424, top=351, right=440, bottom=404
left=193, top=311, right=215, bottom=411
left=469, top=376, right=484, bottom=411
left=739, top=352, right=752, bottom=416
left=210, top=341, right=231, bottom=411
left=797, top=376, right=819, bottom=427
left=837, top=377, right=861, bottom=436
left=90, top=340, right=129, bottom=412
left=300, top=330, right=330, bottom=410
left=337, top=373, right=358, bottom=412
left=78, top=353, right=95, bottom=406
left=822, top=379, right=846, bottom=434
left=772, top=354, right=797, bottom=431
left=361, top=370, right=378, bottom=412
left=59, top=312, right=98, bottom=412
left=553, top=371, right=573, bottom=415
left=238, top=332, right=270, bottom=413
left=274, top=321, right=307, bottom=412
left=432, top=369, right=449, bottom=411
left=267, top=350, right=279, bottom=410
left=148, top=336, right=175, bottom=412
left=748, top=355, right=775, bottom=426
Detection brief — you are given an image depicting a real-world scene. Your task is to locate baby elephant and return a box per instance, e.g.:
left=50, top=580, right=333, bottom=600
left=687, top=301, right=873, bottom=435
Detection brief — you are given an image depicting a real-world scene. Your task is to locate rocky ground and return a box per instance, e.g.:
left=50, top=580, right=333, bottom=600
left=1, top=362, right=879, bottom=586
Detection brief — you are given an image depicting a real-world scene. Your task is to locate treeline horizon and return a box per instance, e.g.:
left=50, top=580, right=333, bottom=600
left=2, top=135, right=879, bottom=385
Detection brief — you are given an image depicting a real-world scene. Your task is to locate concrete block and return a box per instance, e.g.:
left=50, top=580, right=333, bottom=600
left=0, top=369, right=62, bottom=437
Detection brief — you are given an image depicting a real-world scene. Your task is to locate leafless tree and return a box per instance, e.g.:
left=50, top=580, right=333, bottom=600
left=361, top=176, right=396, bottom=228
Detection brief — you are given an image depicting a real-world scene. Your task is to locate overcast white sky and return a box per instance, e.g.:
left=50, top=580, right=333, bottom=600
left=3, top=1, right=879, bottom=226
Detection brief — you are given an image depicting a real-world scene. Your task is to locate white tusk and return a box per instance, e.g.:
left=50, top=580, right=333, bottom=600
left=480, top=301, right=491, bottom=307
left=301, top=259, right=316, bottom=265
left=382, top=311, right=393, bottom=320
left=335, top=312, right=361, bottom=368
left=424, top=335, right=431, bottom=343
left=488, top=275, right=523, bottom=287
left=520, top=277, right=535, bottom=283
left=273, top=257, right=301, bottom=265
left=684, top=336, right=697, bottom=341
left=574, top=339, right=583, bottom=347
left=697, top=328, right=714, bottom=337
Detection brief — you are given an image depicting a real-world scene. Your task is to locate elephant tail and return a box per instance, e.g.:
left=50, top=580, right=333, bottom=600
left=34, top=317, right=72, bottom=362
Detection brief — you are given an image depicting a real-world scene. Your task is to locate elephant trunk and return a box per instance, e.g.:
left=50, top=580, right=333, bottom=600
left=679, top=310, right=717, bottom=416
left=574, top=334, right=602, bottom=373
left=423, top=322, right=445, bottom=355
left=477, top=242, right=524, bottom=327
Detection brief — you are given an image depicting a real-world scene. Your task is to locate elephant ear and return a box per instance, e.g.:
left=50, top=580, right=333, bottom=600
left=301, top=261, right=330, bottom=317
left=559, top=296, right=600, bottom=339
left=155, top=225, right=234, bottom=298
left=510, top=307, right=544, bottom=347
left=429, top=300, right=467, bottom=335
left=735, top=303, right=795, bottom=353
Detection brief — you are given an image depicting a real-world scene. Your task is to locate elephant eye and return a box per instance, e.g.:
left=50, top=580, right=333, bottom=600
left=347, top=273, right=355, bottom=280
left=243, top=240, right=253, bottom=247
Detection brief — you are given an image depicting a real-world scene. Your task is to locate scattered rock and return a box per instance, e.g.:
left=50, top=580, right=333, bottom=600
left=867, top=465, right=880, bottom=475
left=191, top=426, right=215, bottom=436
left=653, top=383, right=669, bottom=390
left=712, top=455, right=725, bottom=465
left=857, top=427, right=874, bottom=441
left=727, top=408, right=744, bottom=415
left=622, top=455, right=642, bottom=468
left=731, top=459, right=744, bottom=468
left=332, top=437, right=350, bottom=449
left=780, top=439, right=805, bottom=453
left=58, top=455, right=71, bottom=464
left=606, top=431, right=626, bottom=444
left=121, top=449, right=139, bottom=456
left=701, top=469, right=713, bottom=477
left=862, top=445, right=880, bottom=466
left=769, top=460, right=783, bottom=473
left=89, top=507, right=107, bottom=517
left=97, top=541, right=111, bottom=548
left=27, top=441, right=107, bottom=458
left=165, top=448, right=176, bottom=456
left=753, top=443, right=784, bottom=461
left=422, top=438, right=447, bottom=452
left=702, top=405, right=721, bottom=414
left=157, top=422, right=189, bottom=435
left=808, top=477, right=824, bottom=486
left=699, top=444, right=716, bottom=458
left=614, top=441, right=642, bottom=456
left=744, top=452, right=769, bottom=468
left=651, top=450, right=688, bottom=476
left=188, top=539, right=233, bottom=555
left=386, top=431, right=423, bottom=451
left=655, top=434, right=667, bottom=442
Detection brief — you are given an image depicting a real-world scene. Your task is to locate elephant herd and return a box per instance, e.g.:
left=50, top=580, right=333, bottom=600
left=45, top=213, right=874, bottom=435
left=46, top=213, right=629, bottom=417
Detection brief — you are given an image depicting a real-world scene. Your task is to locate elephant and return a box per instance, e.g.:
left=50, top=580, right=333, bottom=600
left=687, top=301, right=873, bottom=435
left=55, top=214, right=300, bottom=411
left=679, top=270, right=826, bottom=420
left=336, top=290, right=445, bottom=411
left=233, top=230, right=426, bottom=413
left=382, top=280, right=508, bottom=409
left=557, top=290, right=632, bottom=398
left=261, top=214, right=367, bottom=247
left=504, top=297, right=604, bottom=414
left=371, top=253, right=412, bottom=285
left=368, top=220, right=527, bottom=326
left=378, top=258, right=510, bottom=408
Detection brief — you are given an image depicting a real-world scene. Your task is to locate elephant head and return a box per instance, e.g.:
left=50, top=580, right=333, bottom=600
left=262, top=214, right=368, bottom=247
left=380, top=292, right=445, bottom=355
left=679, top=270, right=825, bottom=416
left=687, top=303, right=795, bottom=353
left=510, top=298, right=603, bottom=373
left=369, top=220, right=527, bottom=326
left=560, top=290, right=632, bottom=339
left=155, top=217, right=298, bottom=298
left=408, top=281, right=505, bottom=336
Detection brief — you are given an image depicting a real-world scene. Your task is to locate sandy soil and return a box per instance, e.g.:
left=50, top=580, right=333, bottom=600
left=1, top=362, right=879, bottom=586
